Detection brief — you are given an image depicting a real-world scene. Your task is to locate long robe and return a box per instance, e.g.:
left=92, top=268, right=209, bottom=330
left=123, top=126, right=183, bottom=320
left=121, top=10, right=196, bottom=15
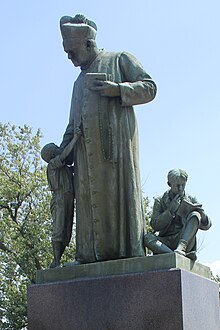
left=61, top=50, right=157, bottom=263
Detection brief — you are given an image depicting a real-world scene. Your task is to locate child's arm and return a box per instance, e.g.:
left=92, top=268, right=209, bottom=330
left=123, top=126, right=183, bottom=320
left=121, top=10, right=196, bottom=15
left=60, top=127, right=82, bottom=162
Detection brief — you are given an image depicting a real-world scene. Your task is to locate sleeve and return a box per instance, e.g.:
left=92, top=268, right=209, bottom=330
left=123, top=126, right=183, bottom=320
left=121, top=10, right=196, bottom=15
left=187, top=195, right=212, bottom=231
left=118, top=52, right=157, bottom=106
left=150, top=197, right=174, bottom=231
left=48, top=156, right=65, bottom=170
left=47, top=159, right=63, bottom=191
left=199, top=215, right=212, bottom=231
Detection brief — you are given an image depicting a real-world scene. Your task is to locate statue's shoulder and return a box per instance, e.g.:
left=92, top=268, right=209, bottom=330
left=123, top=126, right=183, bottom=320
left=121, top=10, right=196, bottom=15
left=158, top=191, right=171, bottom=211
left=184, top=193, right=199, bottom=204
left=100, top=50, right=123, bottom=59
left=161, top=190, right=170, bottom=201
left=154, top=190, right=169, bottom=205
left=97, top=51, right=139, bottom=67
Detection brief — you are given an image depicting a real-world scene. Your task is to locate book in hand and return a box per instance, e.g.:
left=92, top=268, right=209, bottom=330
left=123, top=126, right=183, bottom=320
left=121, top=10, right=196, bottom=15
left=176, top=199, right=202, bottom=218
left=86, top=73, right=107, bottom=89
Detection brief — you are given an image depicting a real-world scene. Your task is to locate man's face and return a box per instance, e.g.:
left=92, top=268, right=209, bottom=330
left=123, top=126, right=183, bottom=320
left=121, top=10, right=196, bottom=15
left=169, top=177, right=186, bottom=197
left=63, top=38, right=90, bottom=67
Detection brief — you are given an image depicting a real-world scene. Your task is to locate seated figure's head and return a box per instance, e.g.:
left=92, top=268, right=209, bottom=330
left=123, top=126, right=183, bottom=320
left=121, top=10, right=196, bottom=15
left=167, top=169, right=188, bottom=197
left=41, top=143, right=60, bottom=163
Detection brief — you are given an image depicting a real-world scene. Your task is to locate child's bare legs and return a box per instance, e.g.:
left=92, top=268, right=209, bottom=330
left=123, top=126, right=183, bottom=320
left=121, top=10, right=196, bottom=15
left=50, top=242, right=66, bottom=268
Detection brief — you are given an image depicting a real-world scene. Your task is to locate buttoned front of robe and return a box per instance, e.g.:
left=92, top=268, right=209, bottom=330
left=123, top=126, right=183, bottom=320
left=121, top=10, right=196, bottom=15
left=61, top=50, right=157, bottom=263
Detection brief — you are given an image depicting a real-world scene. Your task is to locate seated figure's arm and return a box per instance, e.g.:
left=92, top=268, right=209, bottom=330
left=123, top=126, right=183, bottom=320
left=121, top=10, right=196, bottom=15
left=187, top=195, right=212, bottom=231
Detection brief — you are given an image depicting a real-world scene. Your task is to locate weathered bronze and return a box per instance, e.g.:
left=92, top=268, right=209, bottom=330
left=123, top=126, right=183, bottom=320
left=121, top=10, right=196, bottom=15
left=144, top=169, right=212, bottom=261
left=59, top=14, right=157, bottom=264
left=41, top=129, right=81, bottom=268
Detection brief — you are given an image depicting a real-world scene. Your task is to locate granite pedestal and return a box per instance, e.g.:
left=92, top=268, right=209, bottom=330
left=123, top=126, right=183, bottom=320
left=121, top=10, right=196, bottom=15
left=27, top=255, right=220, bottom=330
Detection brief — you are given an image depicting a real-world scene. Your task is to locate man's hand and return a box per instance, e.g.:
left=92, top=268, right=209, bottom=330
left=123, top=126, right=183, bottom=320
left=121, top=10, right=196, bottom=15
left=169, top=194, right=181, bottom=216
left=90, top=80, right=121, bottom=97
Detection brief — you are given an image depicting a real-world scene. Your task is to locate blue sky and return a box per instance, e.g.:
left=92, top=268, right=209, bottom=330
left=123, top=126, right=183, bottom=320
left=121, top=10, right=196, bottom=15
left=1, top=1, right=219, bottom=274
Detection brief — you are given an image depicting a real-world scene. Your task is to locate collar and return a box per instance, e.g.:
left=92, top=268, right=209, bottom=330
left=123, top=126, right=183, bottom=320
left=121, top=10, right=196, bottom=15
left=80, top=49, right=102, bottom=70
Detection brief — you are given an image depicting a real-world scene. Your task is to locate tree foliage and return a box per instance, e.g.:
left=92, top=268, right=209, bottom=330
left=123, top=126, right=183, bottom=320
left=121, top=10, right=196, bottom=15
left=0, top=123, right=151, bottom=328
left=143, top=196, right=152, bottom=233
left=0, top=123, right=54, bottom=329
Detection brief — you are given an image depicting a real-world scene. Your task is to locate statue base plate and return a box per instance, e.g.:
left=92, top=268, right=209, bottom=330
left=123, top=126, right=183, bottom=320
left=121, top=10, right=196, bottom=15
left=36, top=253, right=211, bottom=284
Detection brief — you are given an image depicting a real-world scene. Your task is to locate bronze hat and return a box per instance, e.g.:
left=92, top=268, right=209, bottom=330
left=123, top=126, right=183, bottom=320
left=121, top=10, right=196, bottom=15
left=60, top=14, right=97, bottom=40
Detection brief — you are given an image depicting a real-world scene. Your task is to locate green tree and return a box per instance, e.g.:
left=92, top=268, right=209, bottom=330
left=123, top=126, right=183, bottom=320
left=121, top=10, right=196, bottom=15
left=0, top=122, right=151, bottom=328
left=0, top=123, right=51, bottom=328
left=143, top=196, right=152, bottom=233
left=0, top=123, right=74, bottom=329
left=143, top=196, right=153, bottom=256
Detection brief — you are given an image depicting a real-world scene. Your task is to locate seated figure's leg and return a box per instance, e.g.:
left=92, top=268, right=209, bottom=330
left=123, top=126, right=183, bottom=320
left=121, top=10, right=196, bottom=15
left=175, top=211, right=201, bottom=261
left=144, top=233, right=173, bottom=254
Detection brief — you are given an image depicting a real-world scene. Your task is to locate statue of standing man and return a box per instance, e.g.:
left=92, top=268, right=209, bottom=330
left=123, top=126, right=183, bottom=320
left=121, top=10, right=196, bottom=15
left=59, top=14, right=157, bottom=264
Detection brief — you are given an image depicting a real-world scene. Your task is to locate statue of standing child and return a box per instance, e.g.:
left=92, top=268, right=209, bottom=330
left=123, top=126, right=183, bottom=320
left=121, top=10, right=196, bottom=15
left=41, top=128, right=81, bottom=268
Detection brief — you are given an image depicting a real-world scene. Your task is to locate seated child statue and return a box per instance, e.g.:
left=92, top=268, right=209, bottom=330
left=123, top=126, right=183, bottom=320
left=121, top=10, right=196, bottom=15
left=41, top=128, right=81, bottom=268
left=144, top=169, right=211, bottom=261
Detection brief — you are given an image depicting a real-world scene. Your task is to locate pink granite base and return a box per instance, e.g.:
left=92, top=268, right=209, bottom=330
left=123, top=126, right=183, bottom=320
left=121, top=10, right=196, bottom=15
left=27, top=269, right=219, bottom=330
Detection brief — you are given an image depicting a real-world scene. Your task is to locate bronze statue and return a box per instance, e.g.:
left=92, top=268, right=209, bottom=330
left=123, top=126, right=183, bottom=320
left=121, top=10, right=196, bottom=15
left=144, top=169, right=211, bottom=261
left=41, top=128, right=81, bottom=268
left=59, top=14, right=157, bottom=264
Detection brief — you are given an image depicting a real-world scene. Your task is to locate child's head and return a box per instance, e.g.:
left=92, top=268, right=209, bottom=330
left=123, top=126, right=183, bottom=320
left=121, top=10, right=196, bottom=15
left=167, top=169, right=188, bottom=196
left=41, top=143, right=60, bottom=163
